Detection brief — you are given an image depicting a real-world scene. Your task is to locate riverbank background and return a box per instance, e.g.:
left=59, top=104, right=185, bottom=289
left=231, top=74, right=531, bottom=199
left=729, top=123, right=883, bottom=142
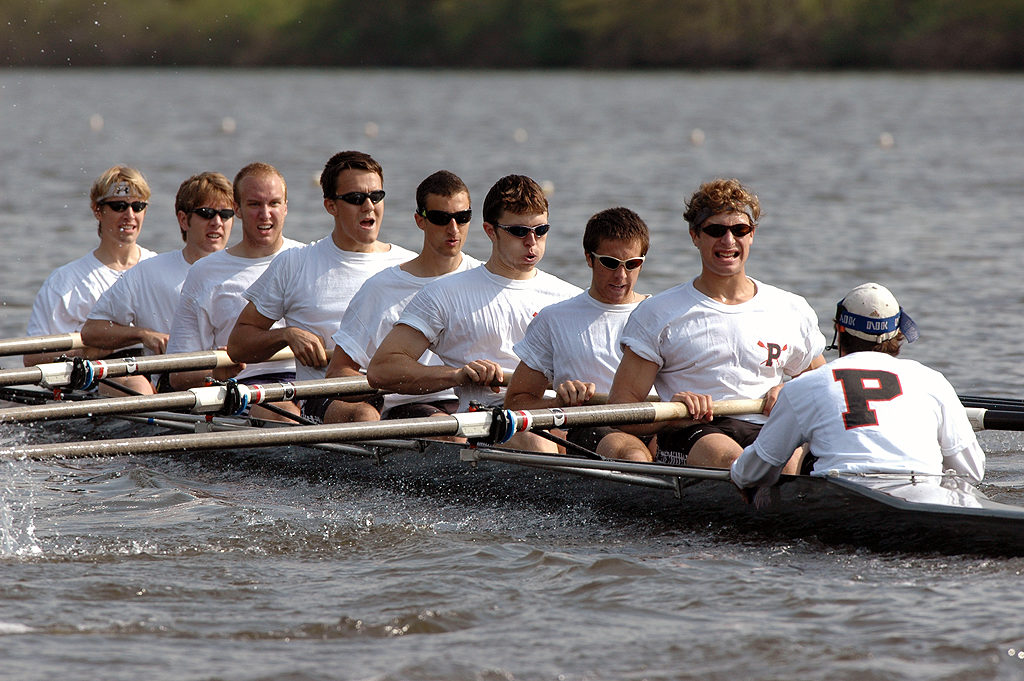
left=5, top=0, right=1024, bottom=70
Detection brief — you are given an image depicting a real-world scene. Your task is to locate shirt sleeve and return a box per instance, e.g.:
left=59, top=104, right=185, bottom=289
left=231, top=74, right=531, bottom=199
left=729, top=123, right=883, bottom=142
left=731, top=446, right=784, bottom=489
left=618, top=302, right=665, bottom=368
left=243, top=253, right=290, bottom=322
left=26, top=278, right=61, bottom=335
left=936, top=379, right=986, bottom=482
left=747, top=389, right=807, bottom=467
left=783, top=297, right=826, bottom=377
left=396, top=286, right=446, bottom=347
left=28, top=271, right=99, bottom=335
left=332, top=300, right=375, bottom=369
left=166, top=288, right=206, bottom=354
left=513, top=313, right=555, bottom=380
left=87, top=274, right=135, bottom=326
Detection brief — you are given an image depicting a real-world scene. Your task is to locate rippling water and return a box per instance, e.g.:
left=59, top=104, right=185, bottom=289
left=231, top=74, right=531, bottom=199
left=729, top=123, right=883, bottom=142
left=2, top=69, right=1024, bottom=680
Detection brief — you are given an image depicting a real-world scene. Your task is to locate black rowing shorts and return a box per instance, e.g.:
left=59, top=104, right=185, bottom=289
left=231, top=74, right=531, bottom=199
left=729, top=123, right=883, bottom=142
left=656, top=416, right=762, bottom=466
left=383, top=399, right=459, bottom=420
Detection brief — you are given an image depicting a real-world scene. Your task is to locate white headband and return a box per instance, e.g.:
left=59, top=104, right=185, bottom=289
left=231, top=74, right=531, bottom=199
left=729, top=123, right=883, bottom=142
left=99, top=181, right=133, bottom=202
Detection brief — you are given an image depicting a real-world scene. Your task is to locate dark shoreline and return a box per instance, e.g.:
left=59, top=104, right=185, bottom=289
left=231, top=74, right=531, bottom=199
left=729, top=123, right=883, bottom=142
left=5, top=0, right=1023, bottom=71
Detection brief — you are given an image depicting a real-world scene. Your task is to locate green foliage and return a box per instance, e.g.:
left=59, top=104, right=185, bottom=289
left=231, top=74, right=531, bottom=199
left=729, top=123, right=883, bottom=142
left=2, top=0, right=1022, bottom=68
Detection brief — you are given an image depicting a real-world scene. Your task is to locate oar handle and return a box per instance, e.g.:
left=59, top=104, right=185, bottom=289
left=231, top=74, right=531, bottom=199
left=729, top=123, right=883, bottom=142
left=0, top=332, right=83, bottom=357
left=213, top=347, right=295, bottom=367
left=649, top=398, right=766, bottom=420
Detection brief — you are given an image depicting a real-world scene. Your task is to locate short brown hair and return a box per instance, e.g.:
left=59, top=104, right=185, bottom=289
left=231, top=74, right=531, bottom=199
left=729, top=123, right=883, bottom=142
left=583, top=207, right=650, bottom=255
left=320, top=151, right=382, bottom=199
left=683, top=178, right=760, bottom=232
left=416, top=170, right=469, bottom=211
left=233, top=162, right=287, bottom=205
left=482, top=174, right=548, bottom=225
left=175, top=172, right=233, bottom=242
left=839, top=329, right=904, bottom=357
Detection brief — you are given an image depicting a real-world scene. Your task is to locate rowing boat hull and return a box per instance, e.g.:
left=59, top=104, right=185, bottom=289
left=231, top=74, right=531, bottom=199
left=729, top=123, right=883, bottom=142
left=6, top=396, right=1023, bottom=556
left=170, top=437, right=1024, bottom=557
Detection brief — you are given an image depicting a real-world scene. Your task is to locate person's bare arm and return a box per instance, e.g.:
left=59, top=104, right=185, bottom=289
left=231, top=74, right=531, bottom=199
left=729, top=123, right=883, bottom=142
left=606, top=347, right=716, bottom=434
left=81, top=318, right=167, bottom=354
left=367, top=323, right=502, bottom=395
left=504, top=362, right=594, bottom=410
left=323, top=346, right=378, bottom=404
left=227, top=302, right=328, bottom=368
left=325, top=347, right=363, bottom=379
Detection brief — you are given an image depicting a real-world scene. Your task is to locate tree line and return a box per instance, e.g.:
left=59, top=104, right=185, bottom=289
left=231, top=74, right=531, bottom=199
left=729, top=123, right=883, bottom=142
left=5, top=0, right=1024, bottom=69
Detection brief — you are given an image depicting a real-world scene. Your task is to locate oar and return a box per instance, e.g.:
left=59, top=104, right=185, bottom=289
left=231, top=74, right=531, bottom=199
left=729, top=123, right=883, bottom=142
left=0, top=348, right=295, bottom=389
left=965, top=407, right=1024, bottom=431
left=959, top=395, right=1024, bottom=412
left=6, top=398, right=764, bottom=460
left=0, top=376, right=378, bottom=423
left=0, top=332, right=84, bottom=357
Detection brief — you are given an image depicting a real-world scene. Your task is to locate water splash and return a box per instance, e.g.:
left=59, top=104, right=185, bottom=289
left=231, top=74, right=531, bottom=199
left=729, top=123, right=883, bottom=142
left=0, top=461, right=42, bottom=558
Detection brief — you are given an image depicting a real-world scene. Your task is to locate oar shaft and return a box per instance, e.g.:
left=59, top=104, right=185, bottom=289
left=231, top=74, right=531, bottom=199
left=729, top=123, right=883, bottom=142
left=959, top=395, right=1024, bottom=412
left=965, top=407, right=1024, bottom=431
left=14, top=415, right=459, bottom=460
left=7, top=397, right=766, bottom=459
left=0, top=348, right=295, bottom=388
left=0, top=367, right=51, bottom=387
left=0, top=376, right=375, bottom=423
left=0, top=332, right=83, bottom=357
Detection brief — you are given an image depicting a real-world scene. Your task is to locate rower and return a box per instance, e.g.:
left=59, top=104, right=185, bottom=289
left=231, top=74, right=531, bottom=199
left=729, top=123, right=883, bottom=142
left=319, top=170, right=481, bottom=424
left=731, top=282, right=984, bottom=495
left=367, top=174, right=582, bottom=452
left=226, top=151, right=415, bottom=419
left=165, top=163, right=305, bottom=419
left=80, top=171, right=234, bottom=394
left=505, top=206, right=653, bottom=459
left=24, top=166, right=157, bottom=369
left=606, top=178, right=826, bottom=467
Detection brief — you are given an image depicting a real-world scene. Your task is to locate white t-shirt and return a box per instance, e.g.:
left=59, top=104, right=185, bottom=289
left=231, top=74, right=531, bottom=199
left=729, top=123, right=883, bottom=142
left=332, top=255, right=481, bottom=412
left=513, top=290, right=643, bottom=393
left=26, top=247, right=157, bottom=335
left=244, top=235, right=415, bottom=381
left=167, top=239, right=304, bottom=381
left=731, top=351, right=985, bottom=484
left=398, top=266, right=583, bottom=410
left=87, top=249, right=191, bottom=353
left=619, top=278, right=825, bottom=424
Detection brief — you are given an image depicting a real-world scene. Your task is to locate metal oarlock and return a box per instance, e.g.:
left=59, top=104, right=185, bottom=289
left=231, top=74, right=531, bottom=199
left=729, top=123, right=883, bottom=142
left=219, top=380, right=250, bottom=417
left=68, top=357, right=95, bottom=391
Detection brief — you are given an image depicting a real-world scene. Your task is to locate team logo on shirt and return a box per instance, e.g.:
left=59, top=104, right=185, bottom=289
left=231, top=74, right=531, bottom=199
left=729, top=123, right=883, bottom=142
left=757, top=341, right=787, bottom=367
left=832, top=368, right=903, bottom=429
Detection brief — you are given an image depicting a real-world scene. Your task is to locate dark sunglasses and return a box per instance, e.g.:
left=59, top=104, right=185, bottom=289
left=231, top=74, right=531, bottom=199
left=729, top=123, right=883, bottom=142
left=418, top=208, right=472, bottom=226
left=699, top=222, right=755, bottom=238
left=591, top=252, right=646, bottom=271
left=101, top=200, right=148, bottom=213
left=190, top=207, right=235, bottom=220
left=333, top=190, right=386, bottom=205
left=494, top=223, right=551, bottom=238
